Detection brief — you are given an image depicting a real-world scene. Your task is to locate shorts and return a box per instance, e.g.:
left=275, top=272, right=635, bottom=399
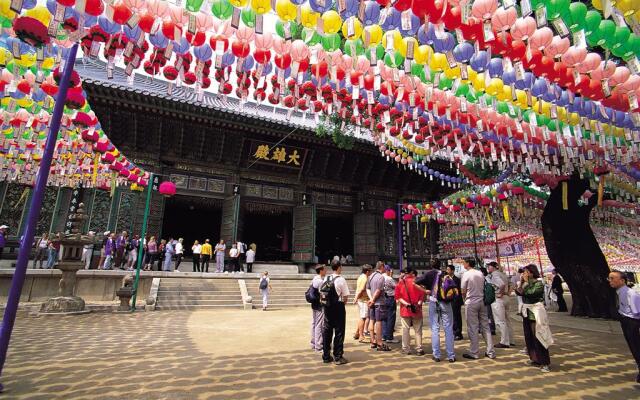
left=357, top=301, right=368, bottom=319
left=369, top=304, right=387, bottom=322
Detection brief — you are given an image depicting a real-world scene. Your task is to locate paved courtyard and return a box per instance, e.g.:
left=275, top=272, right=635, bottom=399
left=1, top=306, right=639, bottom=399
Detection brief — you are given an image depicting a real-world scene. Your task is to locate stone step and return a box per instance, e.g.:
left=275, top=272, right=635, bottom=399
left=157, top=290, right=239, bottom=295
left=156, top=299, right=241, bottom=306
left=157, top=294, right=242, bottom=301
left=155, top=304, right=243, bottom=310
left=160, top=282, right=238, bottom=288
left=250, top=264, right=299, bottom=274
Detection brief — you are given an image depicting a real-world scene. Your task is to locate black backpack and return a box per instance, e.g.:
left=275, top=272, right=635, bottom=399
left=319, top=276, right=339, bottom=308
left=305, top=283, right=320, bottom=306
left=259, top=277, right=269, bottom=290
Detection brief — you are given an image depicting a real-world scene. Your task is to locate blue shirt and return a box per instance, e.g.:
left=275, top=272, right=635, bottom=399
left=617, top=286, right=640, bottom=319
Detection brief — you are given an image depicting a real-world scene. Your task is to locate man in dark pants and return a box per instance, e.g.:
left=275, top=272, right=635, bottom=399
left=609, top=270, right=640, bottom=383
left=551, top=270, right=568, bottom=312
left=321, top=261, right=350, bottom=365
left=446, top=265, right=464, bottom=340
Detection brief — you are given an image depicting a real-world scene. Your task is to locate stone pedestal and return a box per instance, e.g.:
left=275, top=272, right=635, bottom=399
left=40, top=204, right=95, bottom=315
left=116, top=287, right=133, bottom=312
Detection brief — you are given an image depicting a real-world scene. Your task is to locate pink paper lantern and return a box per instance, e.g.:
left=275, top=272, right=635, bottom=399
left=383, top=209, right=396, bottom=220
left=159, top=181, right=177, bottom=197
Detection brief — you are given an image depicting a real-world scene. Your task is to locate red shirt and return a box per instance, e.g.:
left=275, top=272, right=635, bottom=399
left=395, top=276, right=424, bottom=318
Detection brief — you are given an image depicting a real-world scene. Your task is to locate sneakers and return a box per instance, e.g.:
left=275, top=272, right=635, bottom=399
left=386, top=339, right=400, bottom=344
left=448, top=357, right=456, bottom=363
left=323, top=357, right=334, bottom=364
left=415, top=349, right=425, bottom=356
left=540, top=365, right=551, bottom=373
left=485, top=352, right=496, bottom=359
left=495, top=343, right=510, bottom=349
left=462, top=353, right=478, bottom=360
left=334, top=357, right=348, bottom=365
left=519, top=348, right=528, bottom=355
left=431, top=356, right=441, bottom=362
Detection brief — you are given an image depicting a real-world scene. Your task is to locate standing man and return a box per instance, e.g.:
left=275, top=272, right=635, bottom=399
left=174, top=238, right=184, bottom=271
left=446, top=265, right=464, bottom=340
left=487, top=261, right=514, bottom=348
left=237, top=239, right=246, bottom=270
left=126, top=235, right=139, bottom=271
left=114, top=231, right=128, bottom=270
left=246, top=244, right=256, bottom=273
left=0, top=225, right=8, bottom=260
left=382, top=265, right=399, bottom=343
left=310, top=264, right=326, bottom=352
left=102, top=233, right=116, bottom=270
left=609, top=270, right=640, bottom=383
left=201, top=239, right=213, bottom=273
left=213, top=239, right=225, bottom=272
left=353, top=265, right=372, bottom=342
left=81, top=232, right=95, bottom=270
left=367, top=261, right=390, bottom=352
left=163, top=238, right=175, bottom=272
left=229, top=243, right=240, bottom=273
left=551, top=270, right=568, bottom=312
left=461, top=258, right=495, bottom=360
left=321, top=261, right=350, bottom=365
left=395, top=267, right=424, bottom=355
left=416, top=263, right=456, bottom=362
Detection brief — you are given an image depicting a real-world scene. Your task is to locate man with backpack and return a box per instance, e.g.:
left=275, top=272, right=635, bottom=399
left=415, top=262, right=458, bottom=362
left=320, top=261, right=350, bottom=365
left=309, top=264, right=326, bottom=352
left=461, top=258, right=496, bottom=360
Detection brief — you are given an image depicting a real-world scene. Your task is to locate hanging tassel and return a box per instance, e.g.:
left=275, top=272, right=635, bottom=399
left=562, top=181, right=568, bottom=210
left=502, top=202, right=510, bottom=223
left=91, top=153, right=99, bottom=186
left=597, top=175, right=605, bottom=207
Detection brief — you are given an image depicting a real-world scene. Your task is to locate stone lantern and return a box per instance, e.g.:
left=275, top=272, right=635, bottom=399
left=40, top=202, right=95, bottom=314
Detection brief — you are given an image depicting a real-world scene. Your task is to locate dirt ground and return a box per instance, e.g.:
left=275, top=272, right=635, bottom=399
left=1, top=305, right=639, bottom=400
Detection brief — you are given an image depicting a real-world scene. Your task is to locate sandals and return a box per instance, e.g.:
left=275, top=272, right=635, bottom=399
left=370, top=343, right=377, bottom=349
left=377, top=344, right=391, bottom=352
left=359, top=338, right=369, bottom=344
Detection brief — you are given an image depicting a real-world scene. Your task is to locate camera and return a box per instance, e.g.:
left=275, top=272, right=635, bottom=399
left=408, top=304, right=417, bottom=313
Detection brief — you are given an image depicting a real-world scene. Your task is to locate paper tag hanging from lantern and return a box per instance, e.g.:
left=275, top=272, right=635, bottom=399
left=628, top=58, right=640, bottom=75
left=483, top=20, right=495, bottom=42
left=521, top=0, right=532, bottom=16
left=255, top=14, right=263, bottom=34
left=535, top=7, right=547, bottom=27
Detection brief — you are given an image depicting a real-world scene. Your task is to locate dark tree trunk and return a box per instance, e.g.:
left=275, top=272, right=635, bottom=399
left=541, top=174, right=616, bottom=319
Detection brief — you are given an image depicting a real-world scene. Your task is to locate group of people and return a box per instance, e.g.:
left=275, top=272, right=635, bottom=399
left=32, top=232, right=63, bottom=269
left=190, top=239, right=256, bottom=273
left=308, top=258, right=555, bottom=373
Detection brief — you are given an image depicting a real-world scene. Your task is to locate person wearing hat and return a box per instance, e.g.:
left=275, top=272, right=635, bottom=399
left=460, top=257, right=495, bottom=360
left=310, top=264, right=327, bottom=352
left=0, top=225, right=8, bottom=260
left=487, top=261, right=514, bottom=348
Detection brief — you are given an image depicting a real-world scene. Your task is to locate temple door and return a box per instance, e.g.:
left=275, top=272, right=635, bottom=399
left=292, top=204, right=315, bottom=263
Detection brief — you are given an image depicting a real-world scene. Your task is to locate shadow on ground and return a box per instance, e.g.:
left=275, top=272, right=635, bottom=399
left=2, top=306, right=639, bottom=400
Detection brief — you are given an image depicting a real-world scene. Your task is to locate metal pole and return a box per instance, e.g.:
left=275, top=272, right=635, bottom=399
left=130, top=173, right=154, bottom=311
left=396, top=203, right=403, bottom=269
left=494, top=229, right=500, bottom=265
left=0, top=44, right=78, bottom=388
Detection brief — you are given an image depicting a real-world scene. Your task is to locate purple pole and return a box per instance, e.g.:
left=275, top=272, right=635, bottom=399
left=0, top=44, right=78, bottom=389
left=397, top=203, right=403, bottom=269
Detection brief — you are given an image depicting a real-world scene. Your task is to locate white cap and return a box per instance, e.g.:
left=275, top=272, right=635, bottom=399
left=0, top=225, right=8, bottom=230
left=103, top=231, right=111, bottom=236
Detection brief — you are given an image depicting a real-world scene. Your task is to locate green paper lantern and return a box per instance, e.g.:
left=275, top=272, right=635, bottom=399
left=321, top=33, right=342, bottom=51
left=211, top=0, right=233, bottom=19
left=241, top=7, right=256, bottom=27
left=545, top=0, right=569, bottom=21
left=583, top=10, right=602, bottom=37
left=384, top=51, right=404, bottom=68
left=612, top=26, right=631, bottom=50
left=563, top=2, right=587, bottom=33
left=302, top=28, right=321, bottom=45
left=365, top=43, right=385, bottom=62
left=343, top=39, right=364, bottom=56
left=185, top=0, right=205, bottom=13
left=438, top=76, right=452, bottom=90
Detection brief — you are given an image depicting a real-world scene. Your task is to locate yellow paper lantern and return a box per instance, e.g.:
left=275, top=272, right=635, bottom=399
left=444, top=66, right=461, bottom=79
left=429, top=53, right=448, bottom=72
left=341, top=16, right=363, bottom=40
left=14, top=53, right=36, bottom=68
left=473, top=73, right=486, bottom=92
left=230, top=0, right=249, bottom=6
left=363, top=24, right=382, bottom=46
left=397, top=37, right=418, bottom=58
left=0, top=0, right=16, bottom=19
left=41, top=57, right=55, bottom=70
left=381, top=29, right=402, bottom=51
left=321, top=10, right=342, bottom=34
left=25, top=5, right=51, bottom=26
left=251, top=0, right=272, bottom=14
left=300, top=4, right=318, bottom=28
left=486, top=78, right=503, bottom=96
left=414, top=44, right=432, bottom=65
left=276, top=0, right=297, bottom=22
left=497, top=85, right=512, bottom=102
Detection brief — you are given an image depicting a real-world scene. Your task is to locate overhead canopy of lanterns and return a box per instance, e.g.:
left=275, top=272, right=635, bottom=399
left=1, top=0, right=639, bottom=197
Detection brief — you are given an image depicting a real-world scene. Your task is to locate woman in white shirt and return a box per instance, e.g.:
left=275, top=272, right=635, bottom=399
left=192, top=240, right=202, bottom=272
left=229, top=243, right=240, bottom=273
left=174, top=238, right=184, bottom=271
left=246, top=244, right=256, bottom=273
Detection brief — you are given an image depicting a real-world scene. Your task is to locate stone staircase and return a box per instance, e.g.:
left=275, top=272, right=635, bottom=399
left=155, top=278, right=243, bottom=310
left=246, top=278, right=358, bottom=309
left=250, top=263, right=299, bottom=275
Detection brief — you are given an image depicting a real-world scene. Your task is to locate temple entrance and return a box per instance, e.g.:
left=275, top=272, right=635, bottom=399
left=162, top=195, right=222, bottom=256
left=242, top=202, right=292, bottom=262
left=316, top=211, right=354, bottom=265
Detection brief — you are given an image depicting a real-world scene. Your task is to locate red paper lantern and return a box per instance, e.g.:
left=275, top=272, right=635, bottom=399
left=159, top=181, right=177, bottom=197
left=111, top=2, right=133, bottom=25
left=13, top=17, right=50, bottom=48
left=383, top=209, right=396, bottom=220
